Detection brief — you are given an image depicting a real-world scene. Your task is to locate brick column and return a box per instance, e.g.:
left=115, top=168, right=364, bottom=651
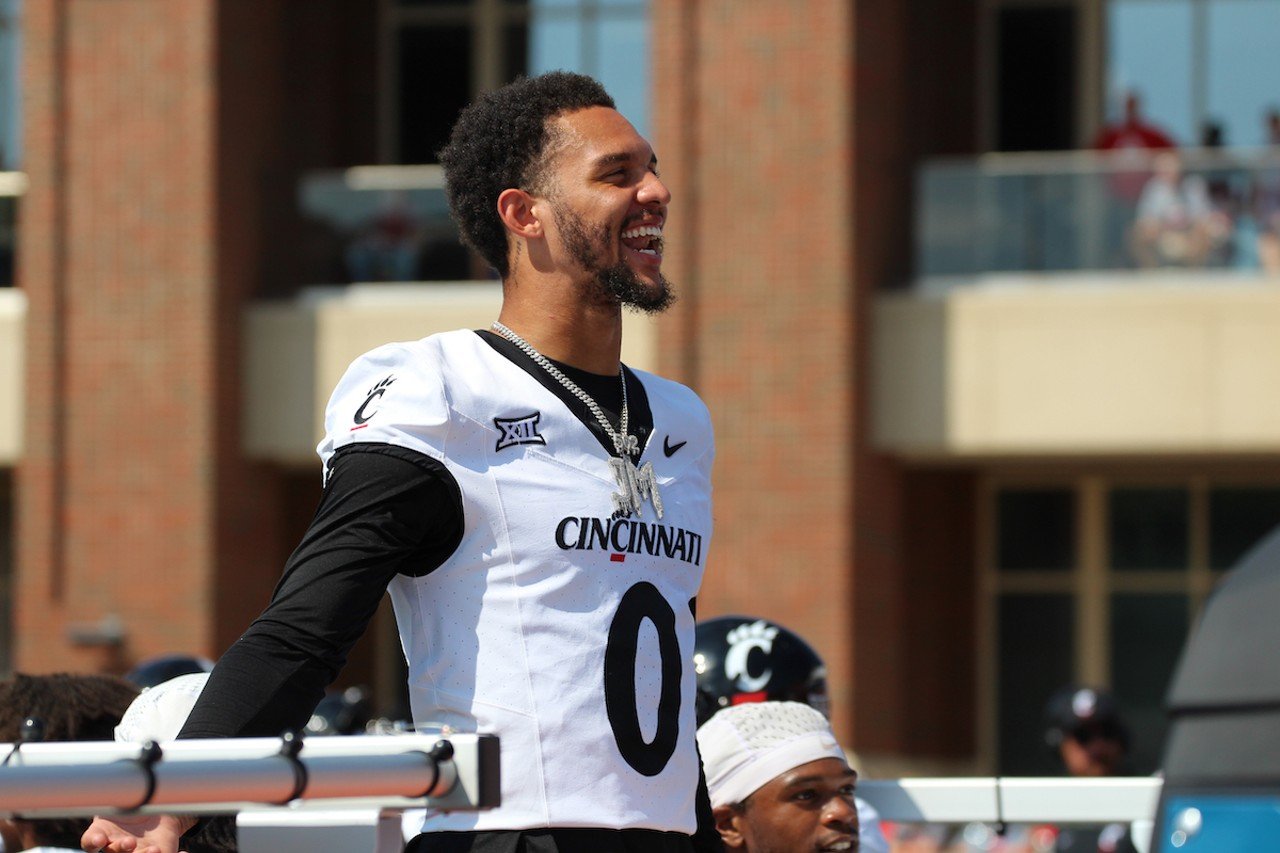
left=652, top=0, right=979, bottom=762
left=652, top=0, right=866, bottom=740
left=16, top=0, right=285, bottom=672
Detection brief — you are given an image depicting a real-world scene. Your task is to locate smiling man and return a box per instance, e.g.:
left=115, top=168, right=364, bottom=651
left=84, top=72, right=716, bottom=853
left=698, top=702, right=860, bottom=853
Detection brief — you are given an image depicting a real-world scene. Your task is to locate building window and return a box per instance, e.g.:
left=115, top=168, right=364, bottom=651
left=986, top=474, right=1280, bottom=776
left=383, top=0, right=650, bottom=164
left=1107, top=0, right=1280, bottom=147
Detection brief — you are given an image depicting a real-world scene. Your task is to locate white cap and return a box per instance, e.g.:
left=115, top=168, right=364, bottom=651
left=697, top=700, right=848, bottom=808
left=114, top=672, right=210, bottom=743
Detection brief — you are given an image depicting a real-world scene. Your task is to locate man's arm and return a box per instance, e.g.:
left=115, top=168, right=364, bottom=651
left=83, top=443, right=462, bottom=853
left=180, top=442, right=463, bottom=738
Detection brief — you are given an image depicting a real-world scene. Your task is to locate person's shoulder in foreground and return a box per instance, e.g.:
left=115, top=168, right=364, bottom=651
left=698, top=701, right=860, bottom=852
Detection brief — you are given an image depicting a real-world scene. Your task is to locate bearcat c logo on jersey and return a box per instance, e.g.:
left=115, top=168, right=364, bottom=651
left=494, top=412, right=547, bottom=451
left=555, top=516, right=705, bottom=567
left=353, top=375, right=396, bottom=428
left=724, top=620, right=780, bottom=692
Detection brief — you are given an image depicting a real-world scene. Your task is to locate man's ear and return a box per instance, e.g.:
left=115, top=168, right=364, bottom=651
left=497, top=188, right=542, bottom=239
left=713, top=804, right=747, bottom=849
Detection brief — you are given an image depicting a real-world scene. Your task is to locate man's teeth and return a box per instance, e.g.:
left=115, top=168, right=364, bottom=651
left=622, top=225, right=664, bottom=255
left=622, top=225, right=663, bottom=239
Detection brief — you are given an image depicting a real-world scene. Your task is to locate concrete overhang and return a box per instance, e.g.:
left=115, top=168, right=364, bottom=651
left=873, top=273, right=1280, bottom=460
left=0, top=288, right=22, bottom=465
left=243, top=283, right=661, bottom=466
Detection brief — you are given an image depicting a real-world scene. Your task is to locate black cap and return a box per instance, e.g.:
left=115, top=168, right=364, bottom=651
left=1043, top=685, right=1129, bottom=751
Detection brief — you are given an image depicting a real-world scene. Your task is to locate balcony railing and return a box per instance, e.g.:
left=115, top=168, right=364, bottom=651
left=916, top=148, right=1280, bottom=282
left=299, top=165, right=486, bottom=284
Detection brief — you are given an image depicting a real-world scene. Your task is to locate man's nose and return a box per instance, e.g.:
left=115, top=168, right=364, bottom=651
left=822, top=794, right=859, bottom=830
left=637, top=170, right=671, bottom=207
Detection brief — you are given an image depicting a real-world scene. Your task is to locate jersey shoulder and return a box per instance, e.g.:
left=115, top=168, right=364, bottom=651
left=317, top=330, right=487, bottom=463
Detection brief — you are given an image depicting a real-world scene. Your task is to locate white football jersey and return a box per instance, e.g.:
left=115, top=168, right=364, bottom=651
left=318, top=330, right=714, bottom=833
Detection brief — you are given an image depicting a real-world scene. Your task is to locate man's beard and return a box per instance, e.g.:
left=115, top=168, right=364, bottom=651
left=556, top=206, right=676, bottom=314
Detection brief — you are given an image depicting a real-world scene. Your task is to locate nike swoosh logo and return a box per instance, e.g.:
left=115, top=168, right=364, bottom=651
left=663, top=436, right=687, bottom=457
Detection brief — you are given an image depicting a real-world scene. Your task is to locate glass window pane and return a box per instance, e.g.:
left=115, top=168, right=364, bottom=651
left=597, top=15, right=649, bottom=137
left=1107, top=0, right=1194, bottom=144
left=1209, top=487, right=1280, bottom=571
left=999, top=594, right=1074, bottom=775
left=529, top=14, right=583, bottom=75
left=0, top=1, right=20, bottom=170
left=1108, top=487, right=1188, bottom=571
left=397, top=26, right=471, bottom=164
left=1111, top=594, right=1189, bottom=775
left=1207, top=1, right=1280, bottom=147
left=996, top=488, right=1075, bottom=571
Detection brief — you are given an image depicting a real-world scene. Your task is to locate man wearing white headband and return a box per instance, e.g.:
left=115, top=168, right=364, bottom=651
left=697, top=701, right=860, bottom=852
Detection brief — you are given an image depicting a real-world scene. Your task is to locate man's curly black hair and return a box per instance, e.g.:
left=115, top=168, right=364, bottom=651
left=438, top=71, right=615, bottom=279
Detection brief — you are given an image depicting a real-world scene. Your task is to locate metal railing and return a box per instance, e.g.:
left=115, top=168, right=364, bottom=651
left=0, top=732, right=498, bottom=818
left=916, top=147, right=1280, bottom=281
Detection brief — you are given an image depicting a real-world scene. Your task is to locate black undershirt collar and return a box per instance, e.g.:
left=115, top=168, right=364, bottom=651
left=476, top=329, right=653, bottom=462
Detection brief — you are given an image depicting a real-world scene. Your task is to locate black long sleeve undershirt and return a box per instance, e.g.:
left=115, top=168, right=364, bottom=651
left=179, top=443, right=463, bottom=739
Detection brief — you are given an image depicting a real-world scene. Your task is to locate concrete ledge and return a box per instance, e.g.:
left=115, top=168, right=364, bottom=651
left=874, top=273, right=1280, bottom=459
left=243, top=283, right=660, bottom=465
left=0, top=288, right=24, bottom=464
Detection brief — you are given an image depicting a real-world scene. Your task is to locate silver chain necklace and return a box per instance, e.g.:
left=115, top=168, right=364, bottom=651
left=491, top=321, right=638, bottom=458
left=491, top=321, right=662, bottom=519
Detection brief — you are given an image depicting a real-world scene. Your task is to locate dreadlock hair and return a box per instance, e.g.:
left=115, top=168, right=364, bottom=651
left=438, top=71, right=615, bottom=279
left=0, top=672, right=139, bottom=849
left=0, top=672, right=138, bottom=743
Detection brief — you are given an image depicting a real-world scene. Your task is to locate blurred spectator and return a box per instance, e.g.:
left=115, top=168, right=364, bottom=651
left=698, top=701, right=860, bottom=853
left=344, top=191, right=424, bottom=282
left=1130, top=151, right=1232, bottom=268
left=1042, top=685, right=1130, bottom=779
left=1094, top=92, right=1177, bottom=154
left=0, top=672, right=139, bottom=853
left=1253, top=107, right=1280, bottom=275
left=1092, top=91, right=1179, bottom=267
left=125, top=653, right=215, bottom=691
left=1039, top=686, right=1138, bottom=853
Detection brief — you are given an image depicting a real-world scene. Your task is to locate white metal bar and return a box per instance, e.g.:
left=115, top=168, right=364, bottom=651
left=0, top=733, right=494, bottom=818
left=857, top=777, right=1163, bottom=825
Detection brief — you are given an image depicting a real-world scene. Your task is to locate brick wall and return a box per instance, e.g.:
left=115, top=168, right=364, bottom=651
left=14, top=0, right=375, bottom=676
left=652, top=0, right=981, bottom=759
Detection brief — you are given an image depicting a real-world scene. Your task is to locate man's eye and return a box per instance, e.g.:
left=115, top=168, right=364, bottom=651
left=791, top=789, right=817, bottom=802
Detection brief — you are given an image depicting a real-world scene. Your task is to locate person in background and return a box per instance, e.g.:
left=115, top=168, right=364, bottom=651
left=1041, top=686, right=1138, bottom=853
left=698, top=701, right=860, bottom=853
left=1252, top=107, right=1280, bottom=275
left=693, top=616, right=889, bottom=853
left=1130, top=151, right=1232, bottom=268
left=0, top=673, right=139, bottom=853
left=1093, top=91, right=1179, bottom=267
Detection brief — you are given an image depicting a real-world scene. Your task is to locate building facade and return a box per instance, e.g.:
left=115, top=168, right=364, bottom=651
left=2, top=0, right=1280, bottom=778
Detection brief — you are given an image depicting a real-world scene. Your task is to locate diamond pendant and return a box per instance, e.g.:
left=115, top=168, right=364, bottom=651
left=610, top=455, right=664, bottom=519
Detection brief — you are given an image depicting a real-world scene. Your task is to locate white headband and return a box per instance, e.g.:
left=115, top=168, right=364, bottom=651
left=697, top=701, right=848, bottom=808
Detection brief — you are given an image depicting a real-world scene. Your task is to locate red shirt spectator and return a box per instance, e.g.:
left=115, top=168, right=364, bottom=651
left=1094, top=92, right=1177, bottom=201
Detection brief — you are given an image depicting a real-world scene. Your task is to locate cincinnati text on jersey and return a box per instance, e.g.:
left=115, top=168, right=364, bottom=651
left=555, top=515, right=705, bottom=566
